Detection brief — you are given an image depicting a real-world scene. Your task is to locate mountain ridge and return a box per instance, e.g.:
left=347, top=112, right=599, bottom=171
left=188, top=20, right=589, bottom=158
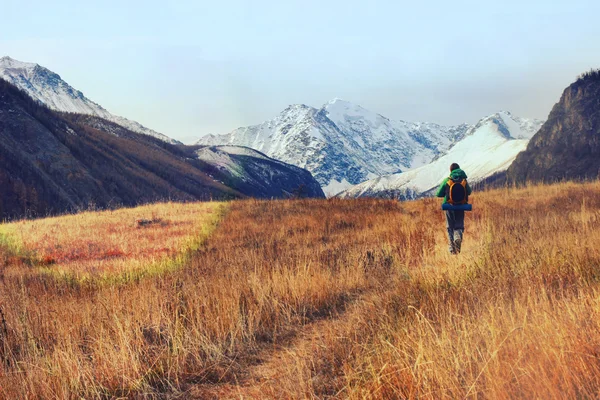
left=507, top=70, right=600, bottom=184
left=0, top=56, right=179, bottom=144
left=196, top=98, right=475, bottom=195
left=0, top=77, right=324, bottom=218
left=196, top=99, right=541, bottom=196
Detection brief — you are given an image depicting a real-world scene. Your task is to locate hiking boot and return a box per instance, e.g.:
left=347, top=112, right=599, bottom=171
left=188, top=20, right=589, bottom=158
left=447, top=228, right=456, bottom=254
left=453, top=230, right=463, bottom=253
left=453, top=239, right=462, bottom=253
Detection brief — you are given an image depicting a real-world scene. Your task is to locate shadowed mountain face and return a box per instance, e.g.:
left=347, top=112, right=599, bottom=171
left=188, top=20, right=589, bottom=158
left=507, top=71, right=600, bottom=184
left=0, top=79, right=324, bottom=219
left=194, top=145, right=325, bottom=199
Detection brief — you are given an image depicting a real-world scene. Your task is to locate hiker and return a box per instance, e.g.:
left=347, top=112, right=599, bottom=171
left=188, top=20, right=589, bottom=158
left=436, top=163, right=472, bottom=254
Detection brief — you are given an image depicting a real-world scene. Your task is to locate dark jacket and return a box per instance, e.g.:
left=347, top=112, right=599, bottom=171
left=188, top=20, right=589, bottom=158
left=435, top=168, right=472, bottom=204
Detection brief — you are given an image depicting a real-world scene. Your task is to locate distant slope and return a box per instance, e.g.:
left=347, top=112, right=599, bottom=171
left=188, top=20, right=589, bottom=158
left=194, top=146, right=325, bottom=198
left=61, top=116, right=324, bottom=200
left=0, top=78, right=241, bottom=218
left=0, top=79, right=324, bottom=218
left=197, top=99, right=471, bottom=196
left=339, top=112, right=543, bottom=199
left=507, top=70, right=600, bottom=183
left=0, top=56, right=179, bottom=144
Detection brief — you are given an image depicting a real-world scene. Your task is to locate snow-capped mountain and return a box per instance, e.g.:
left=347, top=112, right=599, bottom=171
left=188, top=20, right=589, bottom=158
left=338, top=111, right=544, bottom=199
left=0, top=56, right=179, bottom=144
left=197, top=98, right=470, bottom=196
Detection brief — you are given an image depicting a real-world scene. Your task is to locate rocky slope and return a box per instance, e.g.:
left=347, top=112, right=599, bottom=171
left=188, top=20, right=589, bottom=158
left=194, top=146, right=325, bottom=198
left=507, top=70, right=600, bottom=183
left=0, top=79, right=324, bottom=218
left=0, top=56, right=179, bottom=144
left=339, top=112, right=544, bottom=199
left=197, top=99, right=471, bottom=196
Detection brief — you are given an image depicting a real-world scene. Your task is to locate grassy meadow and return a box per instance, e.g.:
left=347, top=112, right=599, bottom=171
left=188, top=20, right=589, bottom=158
left=0, top=181, right=599, bottom=398
left=0, top=202, right=225, bottom=284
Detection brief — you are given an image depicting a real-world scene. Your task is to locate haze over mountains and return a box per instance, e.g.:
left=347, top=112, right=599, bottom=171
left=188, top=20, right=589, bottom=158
left=197, top=99, right=543, bottom=196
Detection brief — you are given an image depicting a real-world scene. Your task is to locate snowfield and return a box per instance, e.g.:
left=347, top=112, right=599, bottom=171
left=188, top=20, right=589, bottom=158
left=338, top=112, right=543, bottom=199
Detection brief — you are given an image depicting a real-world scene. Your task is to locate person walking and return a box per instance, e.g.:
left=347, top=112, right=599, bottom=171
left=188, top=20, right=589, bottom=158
left=436, top=163, right=472, bottom=254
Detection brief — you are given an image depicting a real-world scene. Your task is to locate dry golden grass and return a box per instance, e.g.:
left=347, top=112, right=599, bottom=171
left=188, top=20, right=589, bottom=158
left=0, top=201, right=224, bottom=282
left=0, top=181, right=599, bottom=399
left=246, top=182, right=600, bottom=399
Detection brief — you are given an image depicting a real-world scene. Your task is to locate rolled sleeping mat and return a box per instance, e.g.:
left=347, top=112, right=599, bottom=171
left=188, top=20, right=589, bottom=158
left=442, top=203, right=473, bottom=211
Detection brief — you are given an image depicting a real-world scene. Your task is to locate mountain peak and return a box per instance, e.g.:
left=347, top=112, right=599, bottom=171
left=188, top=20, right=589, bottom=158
left=321, top=98, right=393, bottom=129
left=0, top=56, right=37, bottom=70
left=282, top=103, right=313, bottom=112
left=323, top=97, right=370, bottom=115
left=479, top=110, right=513, bottom=123
left=325, top=97, right=357, bottom=108
left=327, top=97, right=349, bottom=104
left=0, top=56, right=179, bottom=144
left=467, top=110, right=542, bottom=141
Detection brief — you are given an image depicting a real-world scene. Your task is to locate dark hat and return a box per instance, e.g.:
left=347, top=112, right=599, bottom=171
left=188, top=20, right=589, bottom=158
left=450, top=163, right=460, bottom=171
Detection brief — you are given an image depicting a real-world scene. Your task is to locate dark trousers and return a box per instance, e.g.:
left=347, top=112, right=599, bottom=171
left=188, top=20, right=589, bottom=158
left=445, top=210, right=465, bottom=253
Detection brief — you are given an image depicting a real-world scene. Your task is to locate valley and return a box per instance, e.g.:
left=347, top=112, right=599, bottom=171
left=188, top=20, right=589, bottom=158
left=1, top=181, right=599, bottom=398
left=2, top=3, right=600, bottom=399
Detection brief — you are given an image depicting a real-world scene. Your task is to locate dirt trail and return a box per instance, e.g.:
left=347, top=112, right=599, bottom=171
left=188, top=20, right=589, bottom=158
left=186, top=290, right=371, bottom=399
left=185, top=215, right=481, bottom=399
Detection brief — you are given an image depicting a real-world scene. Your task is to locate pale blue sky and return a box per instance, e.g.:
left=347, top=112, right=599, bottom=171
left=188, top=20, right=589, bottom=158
left=2, top=0, right=599, bottom=142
